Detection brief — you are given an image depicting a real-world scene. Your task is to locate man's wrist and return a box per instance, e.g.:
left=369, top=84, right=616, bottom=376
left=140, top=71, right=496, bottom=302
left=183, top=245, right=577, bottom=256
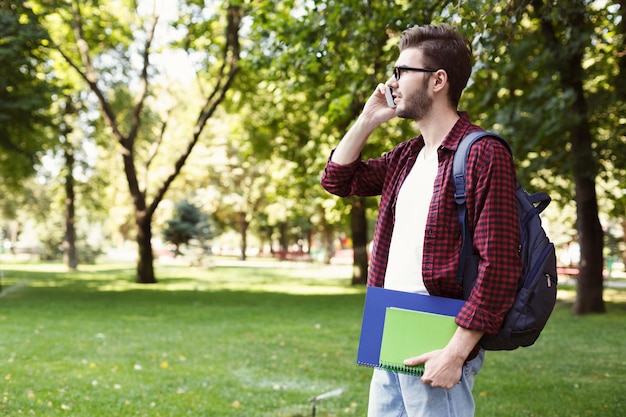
left=445, top=327, right=484, bottom=362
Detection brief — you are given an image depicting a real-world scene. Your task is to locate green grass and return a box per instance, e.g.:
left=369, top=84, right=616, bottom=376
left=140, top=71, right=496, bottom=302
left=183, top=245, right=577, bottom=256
left=0, top=260, right=624, bottom=416
left=475, top=302, right=626, bottom=417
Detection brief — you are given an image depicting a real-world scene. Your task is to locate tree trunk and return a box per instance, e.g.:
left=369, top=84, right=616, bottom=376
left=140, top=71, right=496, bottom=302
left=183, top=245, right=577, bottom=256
left=533, top=0, right=604, bottom=314
left=136, top=211, right=156, bottom=284
left=622, top=220, right=626, bottom=266
left=279, top=222, right=288, bottom=252
left=617, top=2, right=626, bottom=269
left=351, top=197, right=368, bottom=285
left=322, top=217, right=333, bottom=264
left=563, top=17, right=605, bottom=313
left=238, top=211, right=248, bottom=261
left=572, top=173, right=605, bottom=314
left=560, top=15, right=605, bottom=315
left=63, top=147, right=78, bottom=270
left=304, top=227, right=312, bottom=253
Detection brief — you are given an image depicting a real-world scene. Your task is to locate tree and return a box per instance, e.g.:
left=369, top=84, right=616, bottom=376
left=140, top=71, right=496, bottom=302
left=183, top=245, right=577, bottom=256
left=37, top=0, right=242, bottom=283
left=247, top=0, right=449, bottom=283
left=0, top=1, right=57, bottom=192
left=458, top=0, right=622, bottom=314
left=605, top=0, right=626, bottom=272
left=179, top=115, right=285, bottom=261
left=59, top=100, right=78, bottom=270
left=531, top=0, right=603, bottom=314
left=248, top=0, right=623, bottom=299
left=162, top=199, right=214, bottom=257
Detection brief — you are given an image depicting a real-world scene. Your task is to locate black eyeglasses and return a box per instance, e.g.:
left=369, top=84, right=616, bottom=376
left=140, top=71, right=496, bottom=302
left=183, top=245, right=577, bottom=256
left=393, top=66, right=437, bottom=81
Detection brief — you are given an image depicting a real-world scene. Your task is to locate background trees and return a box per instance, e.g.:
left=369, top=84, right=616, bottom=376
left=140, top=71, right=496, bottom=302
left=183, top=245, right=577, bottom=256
left=246, top=0, right=446, bottom=283
left=455, top=0, right=624, bottom=314
left=0, top=1, right=57, bottom=231
left=4, top=0, right=624, bottom=314
left=33, top=0, right=242, bottom=282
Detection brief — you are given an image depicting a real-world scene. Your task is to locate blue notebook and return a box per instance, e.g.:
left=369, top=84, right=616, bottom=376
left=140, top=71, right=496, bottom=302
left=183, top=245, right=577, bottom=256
left=356, top=286, right=465, bottom=372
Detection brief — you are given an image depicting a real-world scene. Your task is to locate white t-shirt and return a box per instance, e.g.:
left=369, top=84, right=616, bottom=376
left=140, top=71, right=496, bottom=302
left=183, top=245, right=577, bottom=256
left=383, top=147, right=438, bottom=294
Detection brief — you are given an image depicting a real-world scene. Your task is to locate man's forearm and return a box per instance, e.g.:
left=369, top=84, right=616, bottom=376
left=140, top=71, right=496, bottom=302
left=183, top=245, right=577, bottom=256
left=331, top=83, right=395, bottom=164
left=330, top=116, right=378, bottom=164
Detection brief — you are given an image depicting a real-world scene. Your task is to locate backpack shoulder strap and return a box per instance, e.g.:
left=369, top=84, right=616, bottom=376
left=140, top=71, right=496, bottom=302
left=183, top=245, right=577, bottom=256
left=453, top=131, right=512, bottom=288
left=453, top=131, right=511, bottom=205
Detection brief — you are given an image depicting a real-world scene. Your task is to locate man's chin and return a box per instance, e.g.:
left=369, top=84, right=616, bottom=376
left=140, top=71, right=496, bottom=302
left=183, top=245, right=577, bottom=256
left=395, top=107, right=412, bottom=120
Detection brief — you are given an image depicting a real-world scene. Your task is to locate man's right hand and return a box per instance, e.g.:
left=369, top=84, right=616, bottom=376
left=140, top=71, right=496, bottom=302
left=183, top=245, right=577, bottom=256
left=361, top=83, right=397, bottom=125
left=330, top=84, right=396, bottom=165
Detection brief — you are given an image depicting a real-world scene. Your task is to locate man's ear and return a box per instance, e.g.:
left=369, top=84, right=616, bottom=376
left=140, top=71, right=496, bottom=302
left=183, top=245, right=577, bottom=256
left=432, top=69, right=448, bottom=93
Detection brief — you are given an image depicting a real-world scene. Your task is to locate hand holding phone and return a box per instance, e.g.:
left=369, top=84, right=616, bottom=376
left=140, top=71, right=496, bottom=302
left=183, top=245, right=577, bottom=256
left=384, top=86, right=396, bottom=108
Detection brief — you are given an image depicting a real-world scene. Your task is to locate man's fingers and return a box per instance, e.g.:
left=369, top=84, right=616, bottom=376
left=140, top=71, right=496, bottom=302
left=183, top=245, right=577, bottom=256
left=403, top=353, right=428, bottom=367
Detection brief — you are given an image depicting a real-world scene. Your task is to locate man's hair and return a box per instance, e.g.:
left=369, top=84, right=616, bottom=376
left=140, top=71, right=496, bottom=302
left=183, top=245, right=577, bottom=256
left=399, top=24, right=472, bottom=107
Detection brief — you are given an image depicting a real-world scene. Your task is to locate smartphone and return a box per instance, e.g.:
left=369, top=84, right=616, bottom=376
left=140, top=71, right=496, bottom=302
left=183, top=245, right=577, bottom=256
left=384, top=86, right=396, bottom=108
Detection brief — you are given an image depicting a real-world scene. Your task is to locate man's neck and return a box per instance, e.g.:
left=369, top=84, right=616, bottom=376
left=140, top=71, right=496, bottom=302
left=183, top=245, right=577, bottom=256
left=417, top=108, right=460, bottom=152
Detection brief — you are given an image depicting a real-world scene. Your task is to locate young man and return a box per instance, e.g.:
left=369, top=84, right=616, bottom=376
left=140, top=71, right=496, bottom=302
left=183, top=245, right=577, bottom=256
left=320, top=24, right=522, bottom=417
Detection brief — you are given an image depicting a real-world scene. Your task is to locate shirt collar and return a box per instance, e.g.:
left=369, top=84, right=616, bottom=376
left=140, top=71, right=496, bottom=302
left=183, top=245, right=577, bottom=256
left=439, top=111, right=475, bottom=152
left=407, top=111, right=475, bottom=156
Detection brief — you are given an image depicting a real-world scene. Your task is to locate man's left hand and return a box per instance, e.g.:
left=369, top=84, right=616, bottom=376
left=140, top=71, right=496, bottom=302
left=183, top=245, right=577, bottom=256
left=403, top=349, right=464, bottom=389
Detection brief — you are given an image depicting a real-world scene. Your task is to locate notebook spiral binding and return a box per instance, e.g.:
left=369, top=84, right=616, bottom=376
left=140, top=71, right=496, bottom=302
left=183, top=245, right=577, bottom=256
left=378, top=361, right=425, bottom=377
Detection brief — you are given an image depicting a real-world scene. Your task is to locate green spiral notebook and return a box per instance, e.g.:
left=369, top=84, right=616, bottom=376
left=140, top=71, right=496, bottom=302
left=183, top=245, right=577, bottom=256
left=378, top=307, right=459, bottom=376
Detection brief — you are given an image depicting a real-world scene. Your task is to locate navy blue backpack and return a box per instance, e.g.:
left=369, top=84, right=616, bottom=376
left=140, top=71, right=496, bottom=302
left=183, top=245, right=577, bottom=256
left=453, top=131, right=558, bottom=350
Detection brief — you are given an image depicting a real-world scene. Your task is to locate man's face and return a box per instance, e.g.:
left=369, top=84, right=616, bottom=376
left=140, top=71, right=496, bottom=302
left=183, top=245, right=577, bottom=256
left=392, top=48, right=434, bottom=121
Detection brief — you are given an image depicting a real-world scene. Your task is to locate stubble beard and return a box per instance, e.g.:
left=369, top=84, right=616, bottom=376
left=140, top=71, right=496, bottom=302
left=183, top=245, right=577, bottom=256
left=396, top=78, right=433, bottom=122
left=398, top=90, right=433, bottom=122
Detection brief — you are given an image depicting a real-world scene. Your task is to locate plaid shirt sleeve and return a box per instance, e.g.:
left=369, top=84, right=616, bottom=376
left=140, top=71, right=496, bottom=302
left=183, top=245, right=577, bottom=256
left=320, top=139, right=416, bottom=198
left=320, top=160, right=369, bottom=197
left=454, top=138, right=521, bottom=334
left=320, top=151, right=388, bottom=198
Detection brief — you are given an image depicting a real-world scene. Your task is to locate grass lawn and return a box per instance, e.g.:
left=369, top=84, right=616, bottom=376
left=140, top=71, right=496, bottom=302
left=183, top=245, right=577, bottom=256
left=0, top=259, right=624, bottom=416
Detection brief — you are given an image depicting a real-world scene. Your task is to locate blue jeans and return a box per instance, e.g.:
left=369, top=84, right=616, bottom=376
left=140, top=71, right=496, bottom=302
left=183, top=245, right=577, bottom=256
left=367, top=350, right=485, bottom=417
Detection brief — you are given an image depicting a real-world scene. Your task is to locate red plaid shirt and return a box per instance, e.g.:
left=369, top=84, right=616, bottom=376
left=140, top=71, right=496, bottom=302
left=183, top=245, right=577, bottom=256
left=321, top=113, right=521, bottom=334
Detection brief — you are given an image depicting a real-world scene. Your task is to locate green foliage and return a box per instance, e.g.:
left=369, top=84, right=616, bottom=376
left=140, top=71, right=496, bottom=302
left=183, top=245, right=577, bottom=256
left=216, top=0, right=626, bottom=268
left=0, top=1, right=58, bottom=188
left=38, top=0, right=135, bottom=61
left=29, top=0, right=245, bottom=282
left=39, top=237, right=102, bottom=264
left=6, top=0, right=626, bottom=282
left=450, top=1, right=626, bottom=277
left=162, top=199, right=216, bottom=256
left=240, top=0, right=457, bottom=242
left=459, top=1, right=624, bottom=196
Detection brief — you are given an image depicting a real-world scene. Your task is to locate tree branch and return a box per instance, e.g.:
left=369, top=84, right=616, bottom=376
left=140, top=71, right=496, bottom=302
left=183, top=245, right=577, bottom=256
left=146, top=117, right=168, bottom=171
left=143, top=109, right=170, bottom=188
left=128, top=12, right=159, bottom=144
left=59, top=0, right=128, bottom=150
left=148, top=4, right=242, bottom=216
